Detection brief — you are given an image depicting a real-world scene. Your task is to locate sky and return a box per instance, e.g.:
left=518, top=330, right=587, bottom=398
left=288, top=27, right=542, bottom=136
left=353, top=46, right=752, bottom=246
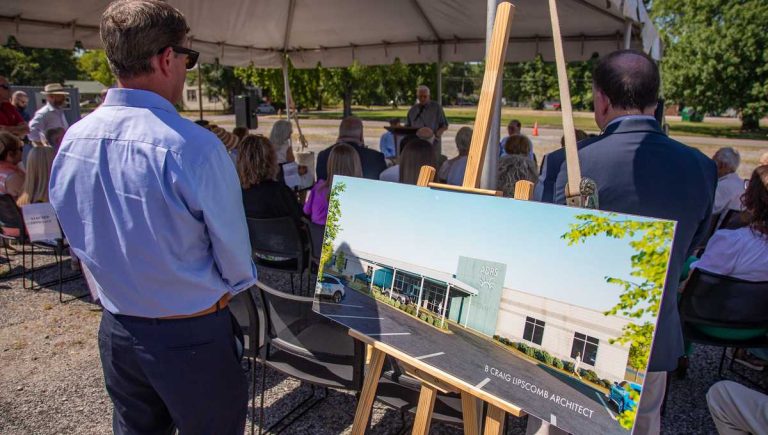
left=330, top=176, right=676, bottom=321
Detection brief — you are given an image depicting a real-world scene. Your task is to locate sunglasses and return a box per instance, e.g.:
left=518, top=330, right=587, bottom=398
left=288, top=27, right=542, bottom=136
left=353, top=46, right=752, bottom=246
left=158, top=45, right=199, bottom=70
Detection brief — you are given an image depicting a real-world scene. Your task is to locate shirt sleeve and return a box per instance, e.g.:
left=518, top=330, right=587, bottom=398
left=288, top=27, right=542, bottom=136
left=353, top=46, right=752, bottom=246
left=28, top=110, right=46, bottom=142
left=690, top=230, right=737, bottom=276
left=438, top=106, right=448, bottom=129
left=190, top=145, right=258, bottom=294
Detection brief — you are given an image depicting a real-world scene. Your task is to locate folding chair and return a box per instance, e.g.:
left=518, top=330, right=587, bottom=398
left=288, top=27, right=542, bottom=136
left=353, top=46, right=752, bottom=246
left=679, top=269, right=768, bottom=380
left=229, top=288, right=264, bottom=435
left=255, top=280, right=365, bottom=434
left=0, top=194, right=29, bottom=278
left=19, top=202, right=84, bottom=302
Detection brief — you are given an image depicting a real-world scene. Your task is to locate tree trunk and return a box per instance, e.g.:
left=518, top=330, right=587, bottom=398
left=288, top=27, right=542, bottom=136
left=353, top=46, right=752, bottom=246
left=343, top=84, right=352, bottom=118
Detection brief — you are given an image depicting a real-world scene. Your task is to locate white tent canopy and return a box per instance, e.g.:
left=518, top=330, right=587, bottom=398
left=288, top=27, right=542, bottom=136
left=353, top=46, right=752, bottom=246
left=1, top=0, right=661, bottom=68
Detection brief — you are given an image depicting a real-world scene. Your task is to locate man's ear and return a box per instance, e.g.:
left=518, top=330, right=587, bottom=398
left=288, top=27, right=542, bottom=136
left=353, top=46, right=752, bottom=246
left=155, top=47, right=173, bottom=78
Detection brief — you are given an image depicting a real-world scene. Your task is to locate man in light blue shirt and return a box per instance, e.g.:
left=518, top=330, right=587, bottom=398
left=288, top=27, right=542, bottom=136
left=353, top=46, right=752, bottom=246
left=49, top=1, right=255, bottom=433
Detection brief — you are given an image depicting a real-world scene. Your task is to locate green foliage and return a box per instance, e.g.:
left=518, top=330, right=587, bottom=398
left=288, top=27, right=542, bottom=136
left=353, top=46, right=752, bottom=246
left=0, top=41, right=80, bottom=85
left=562, top=214, right=674, bottom=370
left=649, top=0, right=768, bottom=129
left=552, top=358, right=565, bottom=370
left=335, top=251, right=346, bottom=272
left=519, top=55, right=557, bottom=110
left=77, top=50, right=114, bottom=86
left=582, top=369, right=600, bottom=383
left=318, top=181, right=345, bottom=278
left=525, top=346, right=537, bottom=358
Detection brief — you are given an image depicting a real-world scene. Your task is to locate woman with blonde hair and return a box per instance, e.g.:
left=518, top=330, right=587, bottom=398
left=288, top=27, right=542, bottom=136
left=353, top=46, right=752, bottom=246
left=304, top=143, right=362, bottom=224
left=269, top=119, right=296, bottom=164
left=17, top=146, right=56, bottom=206
left=237, top=134, right=304, bottom=224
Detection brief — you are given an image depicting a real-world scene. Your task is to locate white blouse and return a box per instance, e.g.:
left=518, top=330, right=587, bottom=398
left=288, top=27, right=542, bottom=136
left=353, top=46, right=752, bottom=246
left=691, top=227, right=768, bottom=281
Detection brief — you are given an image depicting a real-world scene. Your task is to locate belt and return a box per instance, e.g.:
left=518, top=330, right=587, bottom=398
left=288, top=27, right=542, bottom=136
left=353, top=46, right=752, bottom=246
left=160, top=294, right=230, bottom=320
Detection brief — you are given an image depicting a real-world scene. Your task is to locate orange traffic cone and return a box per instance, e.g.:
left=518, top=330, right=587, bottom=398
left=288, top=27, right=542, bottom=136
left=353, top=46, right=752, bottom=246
left=532, top=121, right=539, bottom=137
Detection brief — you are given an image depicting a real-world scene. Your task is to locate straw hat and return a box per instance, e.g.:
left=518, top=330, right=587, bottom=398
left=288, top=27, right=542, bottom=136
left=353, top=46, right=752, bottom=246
left=210, top=126, right=240, bottom=150
left=40, top=83, right=69, bottom=95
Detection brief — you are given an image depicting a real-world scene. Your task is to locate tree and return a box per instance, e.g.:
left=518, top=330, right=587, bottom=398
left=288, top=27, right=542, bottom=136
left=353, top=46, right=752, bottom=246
left=77, top=50, right=115, bottom=86
left=519, top=55, right=557, bottom=109
left=561, top=214, right=675, bottom=371
left=649, top=0, right=768, bottom=130
left=1, top=40, right=80, bottom=85
left=319, top=181, right=346, bottom=278
left=0, top=47, right=39, bottom=84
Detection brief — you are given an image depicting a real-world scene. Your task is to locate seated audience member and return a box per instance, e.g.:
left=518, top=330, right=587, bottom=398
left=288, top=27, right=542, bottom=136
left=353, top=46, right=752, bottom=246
left=45, top=127, right=66, bottom=149
left=400, top=139, right=436, bottom=185
left=305, top=143, right=362, bottom=224
left=559, top=129, right=589, bottom=148
left=760, top=151, right=768, bottom=166
left=316, top=117, right=386, bottom=180
left=686, top=165, right=768, bottom=367
left=237, top=135, right=304, bottom=225
left=269, top=119, right=295, bottom=164
left=438, top=127, right=472, bottom=185
left=498, top=119, right=523, bottom=156
left=379, top=118, right=400, bottom=161
left=712, top=147, right=745, bottom=214
left=17, top=146, right=55, bottom=206
left=0, top=132, right=25, bottom=199
left=707, top=381, right=768, bottom=434
left=497, top=155, right=538, bottom=198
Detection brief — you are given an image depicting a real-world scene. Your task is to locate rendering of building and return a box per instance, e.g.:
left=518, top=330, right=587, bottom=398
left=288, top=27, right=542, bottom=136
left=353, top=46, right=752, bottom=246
left=333, top=247, right=633, bottom=382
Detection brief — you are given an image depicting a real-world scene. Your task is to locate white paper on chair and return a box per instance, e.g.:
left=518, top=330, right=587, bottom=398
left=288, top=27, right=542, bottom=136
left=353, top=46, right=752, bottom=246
left=21, top=203, right=62, bottom=242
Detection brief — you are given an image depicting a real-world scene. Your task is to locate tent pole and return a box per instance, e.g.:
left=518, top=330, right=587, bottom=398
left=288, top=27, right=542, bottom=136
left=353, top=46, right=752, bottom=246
left=436, top=44, right=443, bottom=158
left=197, top=63, right=203, bottom=121
left=623, top=20, right=632, bottom=49
left=282, top=54, right=292, bottom=119
left=481, top=0, right=501, bottom=189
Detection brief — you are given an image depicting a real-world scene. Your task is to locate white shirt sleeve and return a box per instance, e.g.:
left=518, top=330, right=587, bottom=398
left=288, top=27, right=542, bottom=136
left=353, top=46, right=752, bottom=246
left=690, top=230, right=738, bottom=276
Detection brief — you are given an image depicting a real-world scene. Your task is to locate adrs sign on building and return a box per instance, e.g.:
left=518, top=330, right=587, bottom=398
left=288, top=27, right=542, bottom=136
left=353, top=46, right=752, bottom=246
left=449, top=256, right=507, bottom=336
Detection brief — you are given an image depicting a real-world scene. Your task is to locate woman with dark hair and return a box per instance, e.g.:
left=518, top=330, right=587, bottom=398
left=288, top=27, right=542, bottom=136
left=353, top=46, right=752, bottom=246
left=685, top=165, right=768, bottom=369
left=237, top=134, right=304, bottom=225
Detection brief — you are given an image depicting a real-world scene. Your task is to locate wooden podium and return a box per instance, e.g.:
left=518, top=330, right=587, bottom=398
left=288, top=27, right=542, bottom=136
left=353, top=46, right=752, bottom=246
left=384, top=126, right=420, bottom=157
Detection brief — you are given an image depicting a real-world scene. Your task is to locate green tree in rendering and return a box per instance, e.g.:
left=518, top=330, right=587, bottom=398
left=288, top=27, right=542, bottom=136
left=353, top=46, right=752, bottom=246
left=318, top=181, right=346, bottom=278
left=562, top=214, right=674, bottom=370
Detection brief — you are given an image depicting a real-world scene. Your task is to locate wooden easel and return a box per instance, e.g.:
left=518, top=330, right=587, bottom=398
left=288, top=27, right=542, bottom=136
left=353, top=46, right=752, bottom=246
left=350, top=1, right=584, bottom=433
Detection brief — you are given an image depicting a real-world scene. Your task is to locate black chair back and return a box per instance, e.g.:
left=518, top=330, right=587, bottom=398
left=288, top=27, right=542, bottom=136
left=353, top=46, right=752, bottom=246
left=259, top=282, right=355, bottom=363
left=307, top=222, right=325, bottom=265
left=680, top=269, right=768, bottom=329
left=246, top=217, right=305, bottom=259
left=0, top=194, right=25, bottom=238
left=720, top=209, right=752, bottom=230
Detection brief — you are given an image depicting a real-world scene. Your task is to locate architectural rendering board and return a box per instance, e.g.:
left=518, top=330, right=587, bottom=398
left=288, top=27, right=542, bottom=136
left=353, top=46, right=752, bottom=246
left=313, top=176, right=676, bottom=434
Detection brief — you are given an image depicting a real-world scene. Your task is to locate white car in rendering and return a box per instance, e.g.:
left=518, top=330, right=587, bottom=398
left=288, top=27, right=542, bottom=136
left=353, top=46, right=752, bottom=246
left=315, top=274, right=345, bottom=303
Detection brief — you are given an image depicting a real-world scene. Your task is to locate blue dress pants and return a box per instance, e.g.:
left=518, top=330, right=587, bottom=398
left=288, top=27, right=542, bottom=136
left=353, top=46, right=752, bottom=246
left=98, top=307, right=247, bottom=435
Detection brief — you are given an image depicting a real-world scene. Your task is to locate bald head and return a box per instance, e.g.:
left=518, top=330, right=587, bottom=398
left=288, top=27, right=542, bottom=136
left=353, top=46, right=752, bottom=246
left=593, top=50, right=659, bottom=111
left=338, top=116, right=363, bottom=144
left=592, top=50, right=659, bottom=129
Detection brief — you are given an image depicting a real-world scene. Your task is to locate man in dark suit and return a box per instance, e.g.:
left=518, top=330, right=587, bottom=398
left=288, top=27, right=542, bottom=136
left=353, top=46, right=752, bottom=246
left=535, top=137, right=591, bottom=202
left=550, top=50, right=717, bottom=434
left=316, top=117, right=386, bottom=181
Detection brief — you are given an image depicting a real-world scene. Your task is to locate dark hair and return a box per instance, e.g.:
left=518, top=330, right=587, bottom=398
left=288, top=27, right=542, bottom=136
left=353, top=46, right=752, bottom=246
left=593, top=49, right=659, bottom=111
left=232, top=126, right=248, bottom=140
left=0, top=132, right=21, bottom=161
left=100, top=0, right=189, bottom=79
left=504, top=135, right=531, bottom=156
left=399, top=139, right=436, bottom=185
left=743, top=165, right=768, bottom=238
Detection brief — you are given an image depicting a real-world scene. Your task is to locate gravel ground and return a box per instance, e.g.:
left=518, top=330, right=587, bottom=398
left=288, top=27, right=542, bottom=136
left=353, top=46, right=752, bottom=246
left=1, top=251, right=765, bottom=434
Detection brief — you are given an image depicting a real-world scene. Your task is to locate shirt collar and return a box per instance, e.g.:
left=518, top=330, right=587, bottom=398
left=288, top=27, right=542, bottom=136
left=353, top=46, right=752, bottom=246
left=719, top=171, right=742, bottom=182
left=102, top=88, right=178, bottom=115
left=605, top=114, right=656, bottom=129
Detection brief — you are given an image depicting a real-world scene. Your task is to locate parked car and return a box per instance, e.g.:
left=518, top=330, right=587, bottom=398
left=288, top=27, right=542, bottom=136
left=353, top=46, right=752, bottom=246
left=315, top=274, right=345, bottom=303
left=257, top=103, right=276, bottom=114
left=609, top=381, right=642, bottom=413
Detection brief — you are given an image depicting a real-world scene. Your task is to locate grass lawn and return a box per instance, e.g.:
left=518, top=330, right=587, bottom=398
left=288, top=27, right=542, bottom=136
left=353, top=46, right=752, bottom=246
left=303, top=106, right=768, bottom=140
